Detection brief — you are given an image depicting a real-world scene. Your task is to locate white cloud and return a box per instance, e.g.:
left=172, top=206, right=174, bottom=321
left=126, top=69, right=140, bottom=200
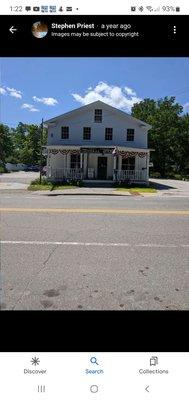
left=33, top=96, right=58, bottom=106
left=124, top=86, right=136, bottom=96
left=22, top=103, right=39, bottom=112
left=72, top=81, right=141, bottom=112
left=0, top=87, right=6, bottom=95
left=6, top=87, right=22, bottom=99
left=183, top=102, right=189, bottom=112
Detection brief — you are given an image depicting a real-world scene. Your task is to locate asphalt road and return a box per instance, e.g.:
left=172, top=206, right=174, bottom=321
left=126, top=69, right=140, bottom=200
left=0, top=192, right=189, bottom=310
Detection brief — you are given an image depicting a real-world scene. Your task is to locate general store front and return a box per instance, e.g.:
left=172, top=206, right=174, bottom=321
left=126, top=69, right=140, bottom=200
left=44, top=145, right=150, bottom=183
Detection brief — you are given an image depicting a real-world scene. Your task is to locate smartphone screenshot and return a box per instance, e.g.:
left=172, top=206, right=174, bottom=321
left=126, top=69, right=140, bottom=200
left=0, top=0, right=188, bottom=395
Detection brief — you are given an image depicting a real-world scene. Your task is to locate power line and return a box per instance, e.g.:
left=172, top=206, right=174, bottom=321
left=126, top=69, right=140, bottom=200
left=167, top=86, right=189, bottom=97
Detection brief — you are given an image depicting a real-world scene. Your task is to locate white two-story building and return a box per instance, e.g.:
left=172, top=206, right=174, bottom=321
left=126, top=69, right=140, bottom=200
left=44, top=100, right=152, bottom=184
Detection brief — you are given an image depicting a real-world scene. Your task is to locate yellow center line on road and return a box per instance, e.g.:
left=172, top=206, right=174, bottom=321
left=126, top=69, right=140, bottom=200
left=0, top=207, right=189, bottom=215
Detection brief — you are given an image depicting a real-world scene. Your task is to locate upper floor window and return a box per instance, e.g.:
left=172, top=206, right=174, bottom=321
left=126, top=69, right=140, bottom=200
left=127, top=129, right=134, bottom=141
left=105, top=128, right=113, bottom=140
left=94, top=109, right=102, bottom=123
left=51, top=133, right=53, bottom=138
left=83, top=127, right=91, bottom=140
left=61, top=126, right=69, bottom=139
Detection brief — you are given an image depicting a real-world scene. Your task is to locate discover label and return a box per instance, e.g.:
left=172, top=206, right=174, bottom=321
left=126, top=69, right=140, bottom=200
left=24, top=369, right=47, bottom=374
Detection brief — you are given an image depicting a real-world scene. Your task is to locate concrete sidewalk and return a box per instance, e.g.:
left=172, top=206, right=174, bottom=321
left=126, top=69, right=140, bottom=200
left=37, top=187, right=132, bottom=196
left=0, top=182, right=28, bottom=190
left=150, top=179, right=189, bottom=197
left=0, top=171, right=39, bottom=190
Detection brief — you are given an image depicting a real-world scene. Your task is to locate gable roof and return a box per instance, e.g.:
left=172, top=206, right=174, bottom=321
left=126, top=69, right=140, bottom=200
left=45, top=100, right=151, bottom=129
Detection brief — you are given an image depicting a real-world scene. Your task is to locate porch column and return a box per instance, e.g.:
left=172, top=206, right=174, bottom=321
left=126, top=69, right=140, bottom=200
left=118, top=155, right=122, bottom=171
left=80, top=152, right=83, bottom=179
left=86, top=153, right=89, bottom=179
left=47, top=149, right=50, bottom=178
left=136, top=154, right=139, bottom=180
left=113, top=156, right=117, bottom=170
left=65, top=153, right=68, bottom=179
left=113, top=155, right=117, bottom=181
left=146, top=152, right=149, bottom=183
left=80, top=153, right=83, bottom=169
left=80, top=153, right=84, bottom=172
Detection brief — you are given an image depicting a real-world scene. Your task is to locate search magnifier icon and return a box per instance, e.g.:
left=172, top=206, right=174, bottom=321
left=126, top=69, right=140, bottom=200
left=90, top=357, right=99, bottom=366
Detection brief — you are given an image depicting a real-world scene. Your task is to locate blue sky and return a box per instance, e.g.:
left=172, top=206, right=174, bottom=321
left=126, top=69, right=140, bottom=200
left=1, top=57, right=189, bottom=127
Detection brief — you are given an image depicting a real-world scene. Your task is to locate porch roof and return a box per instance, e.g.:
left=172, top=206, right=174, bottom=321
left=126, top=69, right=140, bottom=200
left=45, top=145, right=151, bottom=152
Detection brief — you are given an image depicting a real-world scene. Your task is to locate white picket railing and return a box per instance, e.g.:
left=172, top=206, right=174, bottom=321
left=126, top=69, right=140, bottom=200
left=113, top=169, right=147, bottom=182
left=49, top=168, right=147, bottom=182
left=50, top=168, right=83, bottom=181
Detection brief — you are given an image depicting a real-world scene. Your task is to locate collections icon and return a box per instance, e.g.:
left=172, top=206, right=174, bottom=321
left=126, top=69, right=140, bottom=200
left=150, top=356, right=158, bottom=366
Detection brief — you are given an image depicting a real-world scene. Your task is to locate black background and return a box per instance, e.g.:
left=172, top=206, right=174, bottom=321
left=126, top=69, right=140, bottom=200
left=0, top=311, right=187, bottom=350
left=0, top=15, right=188, bottom=56
left=0, top=14, right=188, bottom=352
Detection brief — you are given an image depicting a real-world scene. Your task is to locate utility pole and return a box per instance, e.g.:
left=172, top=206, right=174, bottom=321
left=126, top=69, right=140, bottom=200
left=39, top=118, right=43, bottom=184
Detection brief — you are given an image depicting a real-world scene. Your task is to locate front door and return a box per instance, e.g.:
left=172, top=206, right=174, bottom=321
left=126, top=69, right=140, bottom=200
left=97, top=157, right=107, bottom=179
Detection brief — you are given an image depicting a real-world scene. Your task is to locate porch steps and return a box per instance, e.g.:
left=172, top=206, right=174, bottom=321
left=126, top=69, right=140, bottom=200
left=83, top=180, right=114, bottom=188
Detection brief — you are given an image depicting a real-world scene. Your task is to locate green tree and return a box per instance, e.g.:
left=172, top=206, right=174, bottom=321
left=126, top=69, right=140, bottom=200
left=173, top=114, right=189, bottom=174
left=12, top=122, right=28, bottom=161
left=20, top=124, right=40, bottom=164
left=132, top=97, right=185, bottom=177
left=9, top=122, right=47, bottom=165
left=0, top=124, right=13, bottom=168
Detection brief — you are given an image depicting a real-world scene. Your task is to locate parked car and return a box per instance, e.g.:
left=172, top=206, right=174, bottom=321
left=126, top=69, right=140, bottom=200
left=27, top=165, right=40, bottom=172
left=5, top=163, right=28, bottom=171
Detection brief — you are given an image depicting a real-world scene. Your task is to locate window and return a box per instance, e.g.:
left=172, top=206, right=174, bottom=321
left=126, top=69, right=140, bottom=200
left=122, top=157, right=135, bottom=171
left=61, top=126, right=69, bottom=139
left=51, top=133, right=53, bottom=137
left=127, top=129, right=134, bottom=141
left=94, top=109, right=102, bottom=122
left=105, top=127, right=113, bottom=140
left=83, top=127, right=91, bottom=140
left=70, top=154, right=80, bottom=169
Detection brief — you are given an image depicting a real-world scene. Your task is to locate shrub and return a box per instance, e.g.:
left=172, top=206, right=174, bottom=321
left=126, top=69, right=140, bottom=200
left=150, top=172, right=161, bottom=178
left=66, top=179, right=83, bottom=187
left=173, top=174, right=183, bottom=180
left=166, top=173, right=184, bottom=180
left=30, top=177, right=49, bottom=185
left=0, top=165, right=7, bottom=173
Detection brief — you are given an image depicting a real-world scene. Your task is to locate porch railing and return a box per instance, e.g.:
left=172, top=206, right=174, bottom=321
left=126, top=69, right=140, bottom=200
left=49, top=168, right=147, bottom=182
left=113, top=169, right=147, bottom=182
left=50, top=168, right=83, bottom=181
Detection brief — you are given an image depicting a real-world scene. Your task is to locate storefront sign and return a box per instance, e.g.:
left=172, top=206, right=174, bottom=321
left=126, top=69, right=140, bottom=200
left=81, top=147, right=113, bottom=154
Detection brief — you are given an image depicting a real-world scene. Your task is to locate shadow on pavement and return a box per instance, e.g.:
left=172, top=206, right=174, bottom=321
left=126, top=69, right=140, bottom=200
left=45, top=193, right=129, bottom=197
left=150, top=181, right=176, bottom=190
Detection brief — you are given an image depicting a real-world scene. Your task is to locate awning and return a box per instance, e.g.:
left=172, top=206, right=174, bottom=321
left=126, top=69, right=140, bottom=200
left=44, top=145, right=151, bottom=157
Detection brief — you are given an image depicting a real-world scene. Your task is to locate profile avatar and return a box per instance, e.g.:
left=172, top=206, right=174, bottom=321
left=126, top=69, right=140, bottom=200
left=32, top=21, right=48, bottom=38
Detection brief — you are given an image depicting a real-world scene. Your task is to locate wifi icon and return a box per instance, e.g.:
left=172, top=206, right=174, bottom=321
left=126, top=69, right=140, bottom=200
left=146, top=6, right=153, bottom=11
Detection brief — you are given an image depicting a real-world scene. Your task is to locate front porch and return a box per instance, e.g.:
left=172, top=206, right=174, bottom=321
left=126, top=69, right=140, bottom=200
left=49, top=167, right=148, bottom=184
left=44, top=145, right=150, bottom=184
